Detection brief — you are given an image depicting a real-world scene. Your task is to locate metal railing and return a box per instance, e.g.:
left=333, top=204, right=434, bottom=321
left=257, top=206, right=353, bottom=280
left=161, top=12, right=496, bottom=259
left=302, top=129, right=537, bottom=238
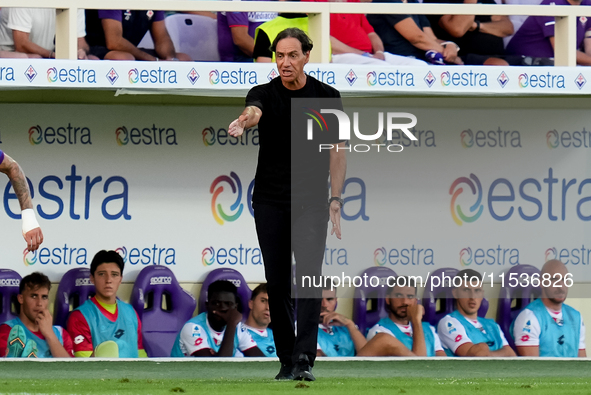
left=0, top=0, right=587, bottom=66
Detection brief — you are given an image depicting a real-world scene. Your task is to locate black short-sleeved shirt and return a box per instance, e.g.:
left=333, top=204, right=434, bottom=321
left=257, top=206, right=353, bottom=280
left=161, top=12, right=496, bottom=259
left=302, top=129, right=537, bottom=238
left=422, top=0, right=504, bottom=56
left=245, top=76, right=342, bottom=207
left=367, top=0, right=431, bottom=59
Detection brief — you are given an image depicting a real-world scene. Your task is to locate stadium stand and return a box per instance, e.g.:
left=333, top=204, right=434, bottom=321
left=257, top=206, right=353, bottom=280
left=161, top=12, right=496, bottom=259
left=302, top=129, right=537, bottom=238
left=53, top=268, right=95, bottom=328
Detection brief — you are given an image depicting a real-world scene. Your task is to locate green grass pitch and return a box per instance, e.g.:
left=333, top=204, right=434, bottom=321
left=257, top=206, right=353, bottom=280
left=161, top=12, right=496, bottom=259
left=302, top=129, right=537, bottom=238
left=0, top=360, right=590, bottom=394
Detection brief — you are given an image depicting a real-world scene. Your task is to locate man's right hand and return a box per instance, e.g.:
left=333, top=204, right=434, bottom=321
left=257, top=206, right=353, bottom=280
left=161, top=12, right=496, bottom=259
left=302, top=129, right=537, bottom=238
left=213, top=307, right=243, bottom=327
left=407, top=304, right=424, bottom=323
left=24, top=227, right=43, bottom=252
left=228, top=114, right=249, bottom=137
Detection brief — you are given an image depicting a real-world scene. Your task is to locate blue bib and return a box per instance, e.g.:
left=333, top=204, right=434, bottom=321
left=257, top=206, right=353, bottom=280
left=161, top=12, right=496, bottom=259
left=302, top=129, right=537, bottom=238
left=76, top=299, right=139, bottom=358
left=317, top=325, right=355, bottom=357
left=511, top=298, right=580, bottom=357
left=375, top=317, right=436, bottom=357
left=246, top=327, right=276, bottom=357
left=445, top=311, right=504, bottom=356
left=171, top=312, right=242, bottom=357
left=4, top=317, right=63, bottom=358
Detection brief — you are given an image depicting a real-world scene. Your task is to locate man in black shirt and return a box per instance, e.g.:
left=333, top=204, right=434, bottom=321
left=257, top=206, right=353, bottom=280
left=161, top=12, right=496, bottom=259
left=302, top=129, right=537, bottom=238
left=229, top=28, right=346, bottom=381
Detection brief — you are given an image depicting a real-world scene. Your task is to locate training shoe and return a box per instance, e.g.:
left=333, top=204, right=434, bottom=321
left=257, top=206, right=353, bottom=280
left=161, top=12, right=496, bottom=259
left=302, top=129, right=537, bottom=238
left=7, top=325, right=26, bottom=358
left=274, top=363, right=294, bottom=380
left=23, top=339, right=38, bottom=358
left=292, top=353, right=315, bottom=381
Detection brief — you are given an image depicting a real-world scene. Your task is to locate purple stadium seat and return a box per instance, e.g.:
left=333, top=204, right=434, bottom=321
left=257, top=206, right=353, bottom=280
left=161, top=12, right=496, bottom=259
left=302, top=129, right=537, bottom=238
left=130, top=266, right=196, bottom=357
left=352, top=267, right=397, bottom=335
left=496, top=264, right=541, bottom=349
left=53, top=268, right=95, bottom=328
left=0, top=269, right=21, bottom=324
left=198, top=268, right=251, bottom=321
left=422, top=268, right=488, bottom=326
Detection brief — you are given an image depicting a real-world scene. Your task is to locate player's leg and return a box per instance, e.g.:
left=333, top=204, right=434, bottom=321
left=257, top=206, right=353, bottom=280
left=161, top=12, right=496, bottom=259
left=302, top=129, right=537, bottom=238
left=358, top=333, right=414, bottom=357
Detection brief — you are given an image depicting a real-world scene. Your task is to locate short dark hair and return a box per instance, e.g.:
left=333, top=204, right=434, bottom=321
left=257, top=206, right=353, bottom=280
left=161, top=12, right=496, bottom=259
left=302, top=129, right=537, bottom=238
left=19, top=272, right=51, bottom=294
left=454, top=269, right=482, bottom=287
left=386, top=276, right=418, bottom=296
left=90, top=250, right=124, bottom=276
left=208, top=280, right=238, bottom=302
left=251, top=283, right=268, bottom=301
left=271, top=28, right=313, bottom=54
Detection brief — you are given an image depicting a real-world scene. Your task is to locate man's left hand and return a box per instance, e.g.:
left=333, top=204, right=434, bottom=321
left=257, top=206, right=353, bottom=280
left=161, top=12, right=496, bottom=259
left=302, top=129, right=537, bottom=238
left=24, top=227, right=43, bottom=252
left=329, top=200, right=342, bottom=239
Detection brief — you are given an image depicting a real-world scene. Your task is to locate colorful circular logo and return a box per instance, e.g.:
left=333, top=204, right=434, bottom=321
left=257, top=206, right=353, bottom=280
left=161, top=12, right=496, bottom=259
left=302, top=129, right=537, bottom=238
left=23, top=248, right=37, bottom=266
left=440, top=71, right=451, bottom=86
left=460, top=247, right=473, bottom=266
left=209, top=70, right=220, bottom=85
left=460, top=129, right=474, bottom=148
left=115, top=127, right=129, bottom=146
left=449, top=174, right=484, bottom=226
left=202, top=127, right=215, bottom=146
left=366, top=71, right=377, bottom=86
left=128, top=69, right=139, bottom=84
left=546, top=130, right=559, bottom=149
left=47, top=67, right=58, bottom=83
left=116, top=247, right=128, bottom=263
left=202, top=247, right=215, bottom=266
left=373, top=247, right=387, bottom=266
left=28, top=126, right=43, bottom=145
left=210, top=172, right=244, bottom=225
left=518, top=73, right=528, bottom=88
left=545, top=247, right=557, bottom=262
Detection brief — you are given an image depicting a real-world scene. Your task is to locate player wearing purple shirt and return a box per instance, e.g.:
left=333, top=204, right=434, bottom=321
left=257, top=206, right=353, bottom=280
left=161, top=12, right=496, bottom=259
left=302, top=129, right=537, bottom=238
left=218, top=6, right=278, bottom=62
left=506, top=0, right=591, bottom=65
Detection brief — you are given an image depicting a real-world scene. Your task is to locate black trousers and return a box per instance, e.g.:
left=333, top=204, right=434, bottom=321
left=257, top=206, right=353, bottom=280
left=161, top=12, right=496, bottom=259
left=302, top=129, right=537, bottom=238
left=253, top=202, right=328, bottom=366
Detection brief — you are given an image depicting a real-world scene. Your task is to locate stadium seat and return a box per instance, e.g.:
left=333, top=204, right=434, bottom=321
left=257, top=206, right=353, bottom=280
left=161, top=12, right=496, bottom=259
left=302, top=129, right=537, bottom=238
left=130, top=266, right=196, bottom=357
left=352, top=267, right=397, bottom=335
left=198, top=268, right=251, bottom=321
left=422, top=268, right=488, bottom=327
left=53, top=268, right=95, bottom=327
left=496, top=264, right=541, bottom=349
left=164, top=14, right=220, bottom=61
left=0, top=269, right=21, bottom=324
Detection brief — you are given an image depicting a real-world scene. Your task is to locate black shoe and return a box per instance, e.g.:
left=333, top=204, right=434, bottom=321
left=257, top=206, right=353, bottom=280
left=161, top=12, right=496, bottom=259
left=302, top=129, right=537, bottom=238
left=292, top=354, right=315, bottom=381
left=274, top=363, right=294, bottom=381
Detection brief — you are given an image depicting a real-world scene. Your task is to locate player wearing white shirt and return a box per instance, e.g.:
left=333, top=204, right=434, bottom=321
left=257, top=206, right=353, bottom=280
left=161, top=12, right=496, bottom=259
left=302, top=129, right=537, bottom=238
left=437, top=269, right=516, bottom=357
left=171, top=280, right=264, bottom=357
left=512, top=260, right=586, bottom=357
left=359, top=277, right=445, bottom=357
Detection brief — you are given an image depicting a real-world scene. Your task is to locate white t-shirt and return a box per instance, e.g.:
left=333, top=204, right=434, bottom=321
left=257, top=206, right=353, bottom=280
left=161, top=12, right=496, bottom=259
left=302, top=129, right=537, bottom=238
left=513, top=306, right=586, bottom=349
left=177, top=316, right=257, bottom=356
left=437, top=315, right=509, bottom=354
left=366, top=321, right=444, bottom=352
left=0, top=8, right=86, bottom=52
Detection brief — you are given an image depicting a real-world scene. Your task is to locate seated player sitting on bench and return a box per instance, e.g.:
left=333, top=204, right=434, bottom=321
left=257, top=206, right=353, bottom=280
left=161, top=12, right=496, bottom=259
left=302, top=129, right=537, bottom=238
left=171, top=280, right=264, bottom=357
left=1, top=272, right=73, bottom=358
left=67, top=250, right=147, bottom=357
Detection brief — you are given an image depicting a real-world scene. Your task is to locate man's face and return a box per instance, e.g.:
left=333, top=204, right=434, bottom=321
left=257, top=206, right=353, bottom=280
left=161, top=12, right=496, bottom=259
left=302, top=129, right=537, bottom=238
left=542, top=265, right=569, bottom=304
left=90, top=262, right=122, bottom=300
left=207, top=291, right=237, bottom=326
left=275, top=37, right=309, bottom=84
left=386, top=286, right=417, bottom=320
left=18, top=285, right=49, bottom=323
left=321, top=289, right=337, bottom=315
left=249, top=292, right=270, bottom=327
left=453, top=282, right=484, bottom=316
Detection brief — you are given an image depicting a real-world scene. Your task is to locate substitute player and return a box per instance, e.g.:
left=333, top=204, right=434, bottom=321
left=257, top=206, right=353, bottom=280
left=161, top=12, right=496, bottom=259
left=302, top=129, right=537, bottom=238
left=0, top=272, right=73, bottom=358
left=67, top=250, right=147, bottom=358
left=513, top=259, right=586, bottom=357
left=359, top=277, right=445, bottom=357
left=171, top=280, right=264, bottom=357
left=317, top=284, right=366, bottom=356
left=0, top=149, right=43, bottom=251
left=438, top=269, right=516, bottom=357
left=244, top=283, right=276, bottom=357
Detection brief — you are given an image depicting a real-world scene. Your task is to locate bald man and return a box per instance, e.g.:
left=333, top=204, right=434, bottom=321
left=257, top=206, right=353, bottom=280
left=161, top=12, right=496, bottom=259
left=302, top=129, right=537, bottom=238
left=512, top=260, right=586, bottom=357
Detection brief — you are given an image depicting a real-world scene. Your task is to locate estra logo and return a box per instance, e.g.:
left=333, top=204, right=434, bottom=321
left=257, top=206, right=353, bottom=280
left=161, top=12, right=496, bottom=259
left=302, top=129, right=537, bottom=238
left=450, top=168, right=591, bottom=225
left=47, top=66, right=96, bottom=84
left=545, top=246, right=591, bottom=265
left=115, top=125, right=178, bottom=146
left=208, top=68, right=257, bottom=85
left=200, top=245, right=263, bottom=266
left=366, top=70, right=415, bottom=87
left=373, top=246, right=434, bottom=266
left=546, top=129, right=591, bottom=149
left=202, top=126, right=258, bottom=147
left=28, top=124, right=92, bottom=145
left=128, top=67, right=177, bottom=84
left=23, top=245, right=88, bottom=266
left=460, top=128, right=522, bottom=148
left=460, top=247, right=472, bottom=266
left=116, top=245, right=176, bottom=265
left=210, top=172, right=254, bottom=225
left=518, top=72, right=565, bottom=89
left=459, top=246, right=520, bottom=266
left=440, top=70, right=488, bottom=87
